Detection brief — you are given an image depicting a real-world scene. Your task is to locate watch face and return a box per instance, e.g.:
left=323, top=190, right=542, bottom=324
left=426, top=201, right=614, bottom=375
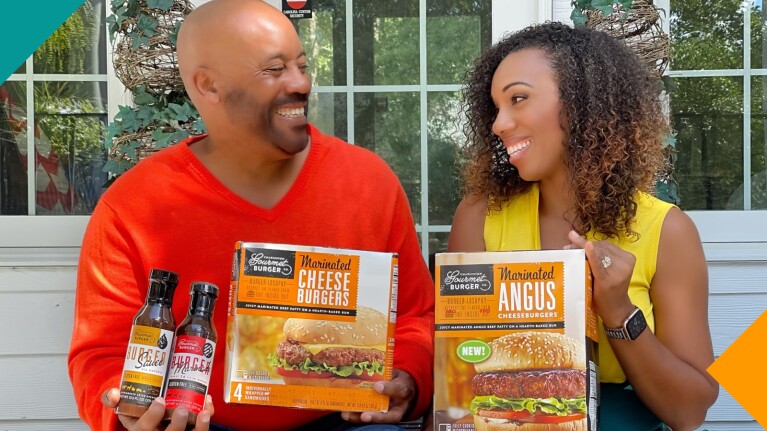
left=626, top=309, right=648, bottom=340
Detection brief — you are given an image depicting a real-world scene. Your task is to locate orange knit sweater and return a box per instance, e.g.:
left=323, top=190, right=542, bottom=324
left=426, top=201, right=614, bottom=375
left=68, top=125, right=434, bottom=430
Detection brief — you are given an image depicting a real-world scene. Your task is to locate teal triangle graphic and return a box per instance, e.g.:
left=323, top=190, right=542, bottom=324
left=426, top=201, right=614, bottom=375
left=0, top=1, right=86, bottom=83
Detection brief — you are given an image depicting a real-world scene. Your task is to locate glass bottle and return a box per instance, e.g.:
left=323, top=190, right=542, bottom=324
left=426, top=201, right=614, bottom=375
left=164, top=282, right=219, bottom=425
left=115, top=269, right=179, bottom=418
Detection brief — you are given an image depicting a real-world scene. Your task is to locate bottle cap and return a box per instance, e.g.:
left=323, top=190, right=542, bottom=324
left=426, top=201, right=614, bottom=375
left=191, top=281, right=219, bottom=298
left=150, top=269, right=179, bottom=285
left=147, top=269, right=179, bottom=304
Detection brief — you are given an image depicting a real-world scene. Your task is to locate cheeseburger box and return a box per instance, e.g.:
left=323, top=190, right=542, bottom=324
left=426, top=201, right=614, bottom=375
left=224, top=241, right=397, bottom=412
left=434, top=249, right=599, bottom=431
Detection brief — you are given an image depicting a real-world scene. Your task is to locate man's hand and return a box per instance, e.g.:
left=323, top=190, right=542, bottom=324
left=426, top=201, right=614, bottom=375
left=101, top=388, right=214, bottom=431
left=341, top=369, right=416, bottom=424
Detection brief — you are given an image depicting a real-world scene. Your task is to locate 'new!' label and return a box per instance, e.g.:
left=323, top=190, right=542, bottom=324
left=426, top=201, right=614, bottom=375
left=456, top=340, right=491, bottom=363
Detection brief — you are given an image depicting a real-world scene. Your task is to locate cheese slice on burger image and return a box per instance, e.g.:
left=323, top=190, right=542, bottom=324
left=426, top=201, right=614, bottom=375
left=269, top=306, right=387, bottom=389
left=471, top=332, right=588, bottom=431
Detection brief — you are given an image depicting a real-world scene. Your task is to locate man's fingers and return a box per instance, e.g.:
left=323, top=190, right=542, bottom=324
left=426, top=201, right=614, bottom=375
left=133, top=397, right=168, bottom=431
left=194, top=394, right=214, bottom=430
left=341, top=411, right=363, bottom=423
left=101, top=388, right=120, bottom=408
left=358, top=403, right=407, bottom=424
left=374, top=380, right=413, bottom=401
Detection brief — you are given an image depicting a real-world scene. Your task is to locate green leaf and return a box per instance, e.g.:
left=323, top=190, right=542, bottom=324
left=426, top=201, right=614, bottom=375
left=146, top=0, right=174, bottom=11
left=125, top=140, right=139, bottom=160
left=571, top=9, right=588, bottom=26
left=152, top=129, right=175, bottom=147
left=117, top=109, right=141, bottom=133
left=136, top=14, right=158, bottom=37
left=597, top=5, right=614, bottom=16
left=170, top=21, right=182, bottom=47
left=130, top=33, right=150, bottom=50
left=192, top=117, right=207, bottom=134
left=135, top=105, right=157, bottom=126
left=590, top=0, right=612, bottom=7
left=111, top=0, right=126, bottom=12
left=170, top=129, right=190, bottom=143
left=167, top=102, right=196, bottom=122
left=132, top=86, right=158, bottom=105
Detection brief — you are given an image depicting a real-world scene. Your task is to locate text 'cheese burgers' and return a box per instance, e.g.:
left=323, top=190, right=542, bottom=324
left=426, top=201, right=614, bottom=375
left=270, top=306, right=387, bottom=388
left=471, top=332, right=587, bottom=431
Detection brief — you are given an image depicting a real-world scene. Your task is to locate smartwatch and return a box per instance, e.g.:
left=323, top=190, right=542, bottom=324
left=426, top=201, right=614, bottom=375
left=604, top=307, right=647, bottom=341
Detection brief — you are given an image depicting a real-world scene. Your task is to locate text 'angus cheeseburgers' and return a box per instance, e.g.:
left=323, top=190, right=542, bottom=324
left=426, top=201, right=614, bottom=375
left=270, top=306, right=387, bottom=388
left=471, top=332, right=587, bottom=431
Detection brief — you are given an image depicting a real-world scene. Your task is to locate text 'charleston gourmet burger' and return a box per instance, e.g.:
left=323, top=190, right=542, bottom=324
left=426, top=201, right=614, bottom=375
left=471, top=332, right=588, bottom=431
left=269, top=307, right=387, bottom=388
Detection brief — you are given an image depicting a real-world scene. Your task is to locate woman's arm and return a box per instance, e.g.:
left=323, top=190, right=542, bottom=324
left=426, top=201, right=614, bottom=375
left=447, top=195, right=488, bottom=252
left=601, top=208, right=718, bottom=430
left=567, top=207, right=718, bottom=430
left=630, top=207, right=719, bottom=429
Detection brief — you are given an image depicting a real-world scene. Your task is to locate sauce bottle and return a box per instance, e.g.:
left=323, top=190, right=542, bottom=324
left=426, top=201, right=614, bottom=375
left=115, top=269, right=179, bottom=418
left=164, top=282, right=219, bottom=425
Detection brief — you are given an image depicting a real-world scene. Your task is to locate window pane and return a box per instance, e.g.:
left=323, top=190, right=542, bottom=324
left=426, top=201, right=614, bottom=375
left=749, top=76, right=767, bottom=209
left=429, top=231, right=449, bottom=255
left=670, top=0, right=743, bottom=70
left=749, top=1, right=767, bottom=68
left=426, top=0, right=491, bottom=84
left=354, top=92, right=420, bottom=223
left=34, top=81, right=108, bottom=215
left=428, top=91, right=463, bottom=225
left=353, top=0, right=419, bottom=86
left=670, top=76, right=744, bottom=210
left=296, top=1, right=347, bottom=86
left=0, top=82, right=28, bottom=215
left=308, top=92, right=347, bottom=141
left=15, top=63, right=25, bottom=74
left=34, top=0, right=107, bottom=74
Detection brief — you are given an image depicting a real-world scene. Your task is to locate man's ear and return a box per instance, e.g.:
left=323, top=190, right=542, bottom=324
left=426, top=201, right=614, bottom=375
left=192, top=68, right=220, bottom=104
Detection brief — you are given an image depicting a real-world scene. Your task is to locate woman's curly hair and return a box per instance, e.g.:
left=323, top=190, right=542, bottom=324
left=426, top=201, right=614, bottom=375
left=460, top=22, right=667, bottom=239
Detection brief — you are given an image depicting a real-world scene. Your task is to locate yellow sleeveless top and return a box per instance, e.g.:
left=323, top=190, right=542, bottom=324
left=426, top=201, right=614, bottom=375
left=484, top=183, right=673, bottom=383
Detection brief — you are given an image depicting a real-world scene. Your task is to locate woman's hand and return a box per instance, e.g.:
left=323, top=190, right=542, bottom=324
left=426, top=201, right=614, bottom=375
left=341, top=369, right=416, bottom=424
left=101, top=388, right=214, bottom=431
left=566, top=230, right=636, bottom=327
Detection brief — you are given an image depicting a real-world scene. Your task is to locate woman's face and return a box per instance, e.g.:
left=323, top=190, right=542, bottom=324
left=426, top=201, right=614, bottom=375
left=491, top=48, right=567, bottom=183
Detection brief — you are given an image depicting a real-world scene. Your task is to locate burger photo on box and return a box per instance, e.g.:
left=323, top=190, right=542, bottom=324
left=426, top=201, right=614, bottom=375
left=470, top=332, right=588, bottom=431
left=268, top=306, right=388, bottom=389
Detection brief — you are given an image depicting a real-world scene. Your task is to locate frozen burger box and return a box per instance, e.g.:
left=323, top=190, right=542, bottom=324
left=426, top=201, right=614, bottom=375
left=224, top=241, right=397, bottom=412
left=433, top=249, right=599, bottom=431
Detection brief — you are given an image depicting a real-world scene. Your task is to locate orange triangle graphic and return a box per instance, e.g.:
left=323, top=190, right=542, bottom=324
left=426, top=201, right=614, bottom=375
left=708, top=310, right=767, bottom=428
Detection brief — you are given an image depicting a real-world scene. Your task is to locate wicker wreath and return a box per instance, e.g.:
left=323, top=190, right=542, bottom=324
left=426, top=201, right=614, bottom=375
left=112, top=0, right=193, bottom=93
left=585, top=0, right=669, bottom=76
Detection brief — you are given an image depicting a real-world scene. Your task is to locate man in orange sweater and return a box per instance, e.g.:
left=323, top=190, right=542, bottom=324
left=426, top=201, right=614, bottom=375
left=67, top=1, right=434, bottom=430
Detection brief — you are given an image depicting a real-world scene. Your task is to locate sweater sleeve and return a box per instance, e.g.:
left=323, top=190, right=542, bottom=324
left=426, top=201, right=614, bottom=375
left=67, top=200, right=145, bottom=430
left=387, top=183, right=435, bottom=420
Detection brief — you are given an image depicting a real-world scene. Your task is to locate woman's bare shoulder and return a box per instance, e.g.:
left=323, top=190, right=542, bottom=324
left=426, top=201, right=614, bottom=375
left=447, top=195, right=488, bottom=252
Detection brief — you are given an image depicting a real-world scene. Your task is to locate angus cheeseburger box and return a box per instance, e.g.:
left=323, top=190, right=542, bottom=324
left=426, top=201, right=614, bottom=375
left=434, top=249, right=599, bottom=431
left=224, top=242, right=398, bottom=412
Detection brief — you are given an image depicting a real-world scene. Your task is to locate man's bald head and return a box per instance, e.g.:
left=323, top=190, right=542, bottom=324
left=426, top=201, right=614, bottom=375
left=177, top=0, right=299, bottom=106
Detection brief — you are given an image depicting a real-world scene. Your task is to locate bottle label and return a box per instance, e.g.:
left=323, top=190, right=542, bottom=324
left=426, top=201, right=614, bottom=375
left=119, top=325, right=174, bottom=407
left=165, top=335, right=216, bottom=414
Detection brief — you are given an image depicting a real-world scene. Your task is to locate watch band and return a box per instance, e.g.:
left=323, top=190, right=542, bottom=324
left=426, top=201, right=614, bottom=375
left=603, top=306, right=647, bottom=341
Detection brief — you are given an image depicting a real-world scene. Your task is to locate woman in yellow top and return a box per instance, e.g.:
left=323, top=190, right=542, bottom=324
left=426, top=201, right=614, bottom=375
left=449, top=23, right=718, bottom=431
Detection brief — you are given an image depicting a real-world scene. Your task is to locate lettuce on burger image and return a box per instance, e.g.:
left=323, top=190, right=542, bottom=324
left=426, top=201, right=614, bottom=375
left=471, top=332, right=588, bottom=431
left=268, top=307, right=387, bottom=389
